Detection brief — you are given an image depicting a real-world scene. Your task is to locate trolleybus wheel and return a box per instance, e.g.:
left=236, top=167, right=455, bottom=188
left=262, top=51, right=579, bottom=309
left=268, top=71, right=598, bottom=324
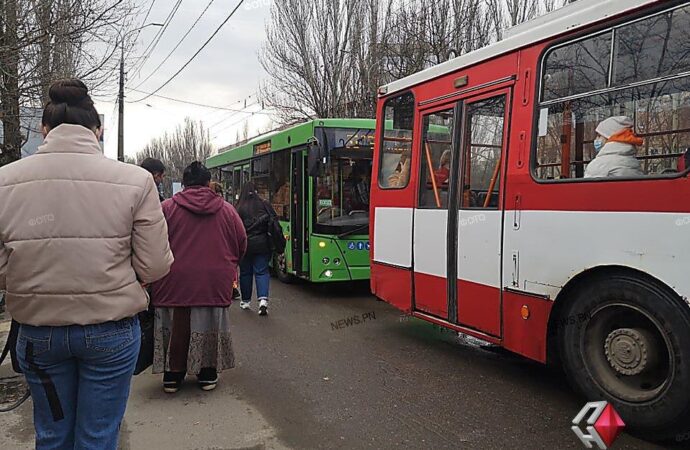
left=274, top=253, right=294, bottom=284
left=560, top=273, right=690, bottom=439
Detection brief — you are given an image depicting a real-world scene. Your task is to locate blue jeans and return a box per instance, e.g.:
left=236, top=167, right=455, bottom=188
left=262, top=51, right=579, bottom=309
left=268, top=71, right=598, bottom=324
left=16, top=316, right=140, bottom=450
left=240, top=253, right=271, bottom=301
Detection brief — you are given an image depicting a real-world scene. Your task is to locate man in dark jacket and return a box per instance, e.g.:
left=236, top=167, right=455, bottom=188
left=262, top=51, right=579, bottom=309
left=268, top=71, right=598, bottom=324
left=151, top=162, right=247, bottom=393
left=140, top=158, right=166, bottom=202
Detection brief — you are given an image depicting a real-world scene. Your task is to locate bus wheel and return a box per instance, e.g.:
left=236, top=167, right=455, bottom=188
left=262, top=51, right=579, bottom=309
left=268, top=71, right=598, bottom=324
left=274, top=254, right=293, bottom=284
left=560, top=274, right=690, bottom=439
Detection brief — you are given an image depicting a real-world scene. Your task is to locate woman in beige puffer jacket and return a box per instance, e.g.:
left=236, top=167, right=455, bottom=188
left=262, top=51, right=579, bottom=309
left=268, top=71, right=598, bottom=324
left=0, top=79, right=173, bottom=450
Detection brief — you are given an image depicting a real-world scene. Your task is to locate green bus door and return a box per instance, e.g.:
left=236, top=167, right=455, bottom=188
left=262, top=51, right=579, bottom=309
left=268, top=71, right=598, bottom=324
left=291, top=150, right=309, bottom=277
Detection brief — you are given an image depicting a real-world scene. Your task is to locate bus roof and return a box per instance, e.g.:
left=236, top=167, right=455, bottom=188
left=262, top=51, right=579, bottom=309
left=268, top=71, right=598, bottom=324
left=379, top=0, right=661, bottom=97
left=206, top=118, right=376, bottom=169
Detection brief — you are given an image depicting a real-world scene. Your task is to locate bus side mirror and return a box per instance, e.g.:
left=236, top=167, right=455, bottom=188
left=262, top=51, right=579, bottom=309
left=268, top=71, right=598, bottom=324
left=307, top=137, right=322, bottom=177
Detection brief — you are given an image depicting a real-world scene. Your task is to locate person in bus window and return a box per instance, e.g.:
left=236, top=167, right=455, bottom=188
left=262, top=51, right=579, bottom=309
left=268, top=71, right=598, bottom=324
left=434, top=150, right=451, bottom=185
left=387, top=154, right=411, bottom=187
left=584, top=116, right=644, bottom=179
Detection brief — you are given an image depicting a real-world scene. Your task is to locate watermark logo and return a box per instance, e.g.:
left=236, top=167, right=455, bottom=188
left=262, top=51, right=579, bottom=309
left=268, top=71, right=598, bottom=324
left=572, top=401, right=625, bottom=449
left=331, top=311, right=376, bottom=331
left=244, top=0, right=271, bottom=10
left=675, top=217, right=690, bottom=226
left=459, top=213, right=486, bottom=227
left=28, top=214, right=55, bottom=227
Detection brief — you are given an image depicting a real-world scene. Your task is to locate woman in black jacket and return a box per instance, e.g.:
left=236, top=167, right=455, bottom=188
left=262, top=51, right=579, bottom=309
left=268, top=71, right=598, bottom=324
left=237, top=182, right=278, bottom=316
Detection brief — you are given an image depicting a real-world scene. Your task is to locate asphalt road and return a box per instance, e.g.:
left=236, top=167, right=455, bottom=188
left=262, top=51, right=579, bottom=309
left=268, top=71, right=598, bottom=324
left=0, top=280, right=685, bottom=449
left=214, top=280, right=674, bottom=450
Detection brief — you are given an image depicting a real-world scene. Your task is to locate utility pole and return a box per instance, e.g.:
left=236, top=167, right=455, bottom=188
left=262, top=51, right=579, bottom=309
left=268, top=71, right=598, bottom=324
left=117, top=43, right=125, bottom=162
left=115, top=22, right=163, bottom=163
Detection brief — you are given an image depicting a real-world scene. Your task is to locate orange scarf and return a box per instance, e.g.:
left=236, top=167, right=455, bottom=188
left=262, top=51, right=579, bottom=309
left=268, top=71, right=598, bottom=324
left=608, top=128, right=643, bottom=146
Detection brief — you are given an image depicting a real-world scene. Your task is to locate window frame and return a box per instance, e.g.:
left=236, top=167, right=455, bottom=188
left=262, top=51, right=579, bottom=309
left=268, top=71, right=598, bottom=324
left=417, top=105, right=457, bottom=210
left=377, top=91, right=416, bottom=190
left=531, top=1, right=690, bottom=184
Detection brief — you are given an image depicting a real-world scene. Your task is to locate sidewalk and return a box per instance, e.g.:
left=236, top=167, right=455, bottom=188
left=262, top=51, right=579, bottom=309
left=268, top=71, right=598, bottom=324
left=0, top=313, right=290, bottom=450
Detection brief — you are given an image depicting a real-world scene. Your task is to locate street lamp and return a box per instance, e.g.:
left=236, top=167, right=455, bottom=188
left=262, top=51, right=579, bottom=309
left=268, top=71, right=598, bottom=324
left=117, top=23, right=163, bottom=162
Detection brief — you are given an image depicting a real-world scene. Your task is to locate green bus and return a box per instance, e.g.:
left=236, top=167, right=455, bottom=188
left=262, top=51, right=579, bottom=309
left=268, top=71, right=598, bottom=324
left=206, top=119, right=376, bottom=283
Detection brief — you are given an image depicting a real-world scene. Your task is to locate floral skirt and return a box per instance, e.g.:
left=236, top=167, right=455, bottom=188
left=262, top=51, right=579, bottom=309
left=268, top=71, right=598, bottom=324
left=153, top=307, right=235, bottom=375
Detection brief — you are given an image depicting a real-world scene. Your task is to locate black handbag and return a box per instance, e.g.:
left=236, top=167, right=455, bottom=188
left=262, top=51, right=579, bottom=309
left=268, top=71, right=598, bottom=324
left=133, top=293, right=155, bottom=375
left=263, top=202, right=286, bottom=254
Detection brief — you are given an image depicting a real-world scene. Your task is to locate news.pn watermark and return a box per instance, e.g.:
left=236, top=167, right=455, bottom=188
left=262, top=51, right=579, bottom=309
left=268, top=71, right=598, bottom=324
left=675, top=216, right=690, bottom=226
left=28, top=214, right=55, bottom=227
left=330, top=311, right=376, bottom=331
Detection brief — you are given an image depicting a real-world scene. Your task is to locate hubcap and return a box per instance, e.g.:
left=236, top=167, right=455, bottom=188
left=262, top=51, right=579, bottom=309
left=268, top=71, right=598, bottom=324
left=583, top=303, right=674, bottom=403
left=604, top=328, right=656, bottom=376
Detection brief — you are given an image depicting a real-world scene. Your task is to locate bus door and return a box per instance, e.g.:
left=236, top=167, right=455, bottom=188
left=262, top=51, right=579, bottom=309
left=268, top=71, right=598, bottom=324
left=452, top=90, right=511, bottom=337
left=413, top=105, right=458, bottom=319
left=291, top=149, right=309, bottom=276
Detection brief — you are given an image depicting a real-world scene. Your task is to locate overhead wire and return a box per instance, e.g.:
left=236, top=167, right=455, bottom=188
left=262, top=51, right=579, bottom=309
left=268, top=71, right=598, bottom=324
left=129, top=0, right=185, bottom=80
left=126, top=88, right=266, bottom=114
left=129, top=0, right=247, bottom=102
left=131, top=0, right=217, bottom=90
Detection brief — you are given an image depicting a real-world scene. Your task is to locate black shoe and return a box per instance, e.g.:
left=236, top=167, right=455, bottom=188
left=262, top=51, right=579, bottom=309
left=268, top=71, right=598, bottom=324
left=232, top=287, right=241, bottom=300
left=163, top=372, right=185, bottom=394
left=197, top=368, right=218, bottom=391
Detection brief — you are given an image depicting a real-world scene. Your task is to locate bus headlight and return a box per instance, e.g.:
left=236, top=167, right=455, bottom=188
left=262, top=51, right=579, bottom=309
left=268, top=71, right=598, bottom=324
left=324, top=270, right=333, bottom=278
left=322, top=257, right=330, bottom=265
left=318, top=241, right=327, bottom=248
left=334, top=258, right=341, bottom=266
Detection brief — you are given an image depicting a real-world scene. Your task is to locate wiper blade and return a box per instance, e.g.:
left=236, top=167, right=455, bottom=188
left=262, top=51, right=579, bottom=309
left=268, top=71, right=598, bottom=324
left=338, top=224, right=369, bottom=239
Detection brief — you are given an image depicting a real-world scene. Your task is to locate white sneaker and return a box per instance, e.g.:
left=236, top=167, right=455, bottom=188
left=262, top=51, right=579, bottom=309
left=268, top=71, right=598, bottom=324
left=258, top=298, right=268, bottom=316
left=240, top=301, right=251, bottom=310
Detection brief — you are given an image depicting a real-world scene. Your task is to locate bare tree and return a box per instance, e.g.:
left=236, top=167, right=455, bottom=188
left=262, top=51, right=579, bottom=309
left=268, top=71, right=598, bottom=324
left=135, top=118, right=214, bottom=198
left=1, top=0, right=137, bottom=167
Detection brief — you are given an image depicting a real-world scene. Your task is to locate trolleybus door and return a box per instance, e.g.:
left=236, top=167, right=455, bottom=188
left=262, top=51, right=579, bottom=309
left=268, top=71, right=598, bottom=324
left=452, top=90, right=510, bottom=337
left=413, top=105, right=459, bottom=319
left=291, top=149, right=309, bottom=277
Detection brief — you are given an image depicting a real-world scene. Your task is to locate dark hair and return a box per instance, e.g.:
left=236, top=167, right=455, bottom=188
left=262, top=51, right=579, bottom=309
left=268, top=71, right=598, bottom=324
left=237, top=182, right=264, bottom=218
left=41, top=79, right=101, bottom=131
left=182, top=161, right=212, bottom=187
left=140, top=158, right=166, bottom=175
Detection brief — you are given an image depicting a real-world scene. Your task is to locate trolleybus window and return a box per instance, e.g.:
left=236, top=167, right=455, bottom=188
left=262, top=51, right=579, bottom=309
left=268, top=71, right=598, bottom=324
left=419, top=109, right=454, bottom=209
left=271, top=151, right=291, bottom=221
left=379, top=93, right=414, bottom=189
left=535, top=3, right=690, bottom=180
left=462, top=96, right=505, bottom=209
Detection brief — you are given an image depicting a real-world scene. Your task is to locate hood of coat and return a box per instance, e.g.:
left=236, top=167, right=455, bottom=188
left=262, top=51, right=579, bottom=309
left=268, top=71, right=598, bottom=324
left=598, top=141, right=637, bottom=158
left=173, top=186, right=224, bottom=215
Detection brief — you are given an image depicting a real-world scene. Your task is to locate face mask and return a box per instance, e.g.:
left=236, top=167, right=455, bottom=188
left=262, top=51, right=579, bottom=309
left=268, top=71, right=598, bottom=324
left=593, top=138, right=605, bottom=153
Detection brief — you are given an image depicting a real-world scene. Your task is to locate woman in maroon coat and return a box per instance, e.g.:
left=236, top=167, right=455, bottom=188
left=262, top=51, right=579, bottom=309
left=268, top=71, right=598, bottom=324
left=151, top=162, right=247, bottom=393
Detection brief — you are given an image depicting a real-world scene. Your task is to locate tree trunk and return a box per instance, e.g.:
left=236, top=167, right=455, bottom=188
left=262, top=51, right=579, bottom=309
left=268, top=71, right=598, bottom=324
left=0, top=0, right=23, bottom=167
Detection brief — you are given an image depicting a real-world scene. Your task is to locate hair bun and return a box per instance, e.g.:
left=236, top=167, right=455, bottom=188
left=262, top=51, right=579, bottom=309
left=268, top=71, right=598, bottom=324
left=49, top=79, right=90, bottom=106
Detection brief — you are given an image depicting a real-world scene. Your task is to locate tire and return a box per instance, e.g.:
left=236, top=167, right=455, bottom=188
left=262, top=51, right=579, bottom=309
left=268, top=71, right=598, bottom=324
left=559, top=273, right=690, bottom=440
left=273, top=253, right=294, bottom=284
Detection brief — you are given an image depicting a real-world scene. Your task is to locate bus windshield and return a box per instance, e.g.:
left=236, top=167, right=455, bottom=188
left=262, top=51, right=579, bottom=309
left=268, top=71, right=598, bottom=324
left=314, top=128, right=374, bottom=235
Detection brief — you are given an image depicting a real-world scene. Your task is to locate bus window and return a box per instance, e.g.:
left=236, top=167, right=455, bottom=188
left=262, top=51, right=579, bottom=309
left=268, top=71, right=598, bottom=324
left=379, top=93, right=414, bottom=189
left=536, top=4, right=690, bottom=180
left=314, top=128, right=373, bottom=234
left=419, top=109, right=454, bottom=209
left=461, top=96, right=506, bottom=209
left=271, top=151, right=291, bottom=221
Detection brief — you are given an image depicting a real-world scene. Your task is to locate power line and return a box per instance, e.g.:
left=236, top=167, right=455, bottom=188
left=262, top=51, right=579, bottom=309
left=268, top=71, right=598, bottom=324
left=130, top=0, right=246, bottom=102
left=129, top=0, right=185, bottom=80
left=126, top=88, right=268, bottom=114
left=131, top=0, right=217, bottom=90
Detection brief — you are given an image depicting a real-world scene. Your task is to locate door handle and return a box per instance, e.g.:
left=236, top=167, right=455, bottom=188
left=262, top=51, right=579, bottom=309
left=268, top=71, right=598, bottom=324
left=513, top=195, right=521, bottom=230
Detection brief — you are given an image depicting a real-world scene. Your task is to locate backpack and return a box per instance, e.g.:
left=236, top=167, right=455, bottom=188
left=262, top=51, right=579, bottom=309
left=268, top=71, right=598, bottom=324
left=264, top=202, right=287, bottom=254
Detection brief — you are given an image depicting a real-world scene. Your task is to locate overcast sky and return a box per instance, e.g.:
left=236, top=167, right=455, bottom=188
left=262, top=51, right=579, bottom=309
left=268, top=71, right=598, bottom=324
left=94, top=0, right=274, bottom=161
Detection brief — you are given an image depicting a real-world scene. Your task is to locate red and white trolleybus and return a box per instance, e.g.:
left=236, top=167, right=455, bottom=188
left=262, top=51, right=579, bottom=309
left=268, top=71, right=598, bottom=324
left=370, top=0, right=690, bottom=437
